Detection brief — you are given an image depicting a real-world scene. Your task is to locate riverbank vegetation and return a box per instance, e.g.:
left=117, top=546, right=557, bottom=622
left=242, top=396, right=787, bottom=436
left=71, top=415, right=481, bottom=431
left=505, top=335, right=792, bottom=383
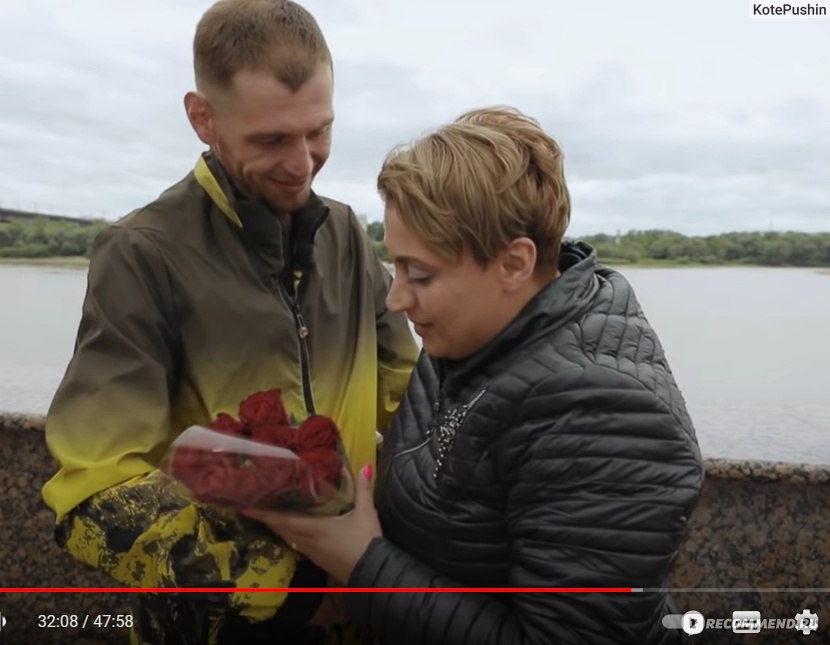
left=1, top=217, right=828, bottom=268
left=0, top=217, right=108, bottom=258
left=368, top=223, right=830, bottom=267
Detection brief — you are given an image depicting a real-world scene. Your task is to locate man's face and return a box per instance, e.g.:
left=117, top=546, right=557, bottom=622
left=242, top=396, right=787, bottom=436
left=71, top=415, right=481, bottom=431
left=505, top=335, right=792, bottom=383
left=206, top=64, right=333, bottom=214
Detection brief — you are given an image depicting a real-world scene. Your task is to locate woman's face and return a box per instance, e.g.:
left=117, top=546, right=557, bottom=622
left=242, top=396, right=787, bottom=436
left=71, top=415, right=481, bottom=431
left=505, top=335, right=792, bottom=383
left=383, top=203, right=516, bottom=360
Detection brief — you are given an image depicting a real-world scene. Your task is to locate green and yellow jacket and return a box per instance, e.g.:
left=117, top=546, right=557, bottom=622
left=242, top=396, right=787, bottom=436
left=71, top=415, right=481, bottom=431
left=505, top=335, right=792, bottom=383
left=41, top=153, right=418, bottom=643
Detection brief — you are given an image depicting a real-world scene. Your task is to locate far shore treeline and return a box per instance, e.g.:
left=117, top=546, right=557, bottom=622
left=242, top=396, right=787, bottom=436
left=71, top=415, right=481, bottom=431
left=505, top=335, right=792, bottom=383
left=366, top=222, right=830, bottom=267
left=1, top=215, right=829, bottom=268
left=0, top=216, right=109, bottom=258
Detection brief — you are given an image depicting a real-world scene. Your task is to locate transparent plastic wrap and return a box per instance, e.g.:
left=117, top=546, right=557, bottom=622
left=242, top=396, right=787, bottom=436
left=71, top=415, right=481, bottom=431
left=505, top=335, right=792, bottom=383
left=160, top=390, right=354, bottom=516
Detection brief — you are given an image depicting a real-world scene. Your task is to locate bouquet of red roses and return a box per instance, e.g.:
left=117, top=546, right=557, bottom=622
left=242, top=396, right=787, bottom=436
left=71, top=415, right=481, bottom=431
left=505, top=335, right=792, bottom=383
left=161, top=389, right=354, bottom=516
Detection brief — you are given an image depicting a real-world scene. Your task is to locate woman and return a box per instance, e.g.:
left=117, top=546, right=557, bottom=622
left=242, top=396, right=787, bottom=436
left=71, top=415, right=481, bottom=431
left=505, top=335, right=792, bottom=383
left=247, top=106, right=703, bottom=644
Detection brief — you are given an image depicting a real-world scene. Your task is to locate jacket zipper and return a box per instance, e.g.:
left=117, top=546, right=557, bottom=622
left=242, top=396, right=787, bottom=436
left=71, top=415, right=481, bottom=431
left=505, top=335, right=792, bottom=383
left=278, top=280, right=316, bottom=415
left=392, top=399, right=438, bottom=459
left=277, top=207, right=327, bottom=417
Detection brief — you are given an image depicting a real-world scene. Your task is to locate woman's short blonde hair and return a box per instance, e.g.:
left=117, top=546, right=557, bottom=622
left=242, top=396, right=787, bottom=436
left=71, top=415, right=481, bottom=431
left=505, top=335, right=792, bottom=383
left=194, top=0, right=331, bottom=93
left=378, top=106, right=571, bottom=270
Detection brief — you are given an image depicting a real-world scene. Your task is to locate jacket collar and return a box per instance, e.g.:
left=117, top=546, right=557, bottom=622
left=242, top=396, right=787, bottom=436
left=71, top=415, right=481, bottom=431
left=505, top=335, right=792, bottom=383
left=196, top=151, right=329, bottom=282
left=433, top=241, right=599, bottom=397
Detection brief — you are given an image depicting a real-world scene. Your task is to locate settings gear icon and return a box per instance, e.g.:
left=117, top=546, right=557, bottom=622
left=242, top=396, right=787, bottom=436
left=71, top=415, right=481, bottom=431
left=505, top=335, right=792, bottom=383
left=794, top=609, right=819, bottom=635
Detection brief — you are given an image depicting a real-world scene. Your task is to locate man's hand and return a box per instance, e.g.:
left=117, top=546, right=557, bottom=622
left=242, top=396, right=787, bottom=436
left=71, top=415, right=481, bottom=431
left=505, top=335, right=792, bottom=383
left=244, top=464, right=380, bottom=584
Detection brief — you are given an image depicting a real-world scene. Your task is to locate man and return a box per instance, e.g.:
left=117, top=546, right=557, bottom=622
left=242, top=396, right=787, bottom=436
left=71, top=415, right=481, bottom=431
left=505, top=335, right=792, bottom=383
left=41, top=0, right=418, bottom=642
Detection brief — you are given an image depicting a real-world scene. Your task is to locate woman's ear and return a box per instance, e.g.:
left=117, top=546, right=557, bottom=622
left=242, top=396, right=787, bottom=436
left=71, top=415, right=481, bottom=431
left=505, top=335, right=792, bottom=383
left=184, top=91, right=214, bottom=146
left=500, top=237, right=537, bottom=292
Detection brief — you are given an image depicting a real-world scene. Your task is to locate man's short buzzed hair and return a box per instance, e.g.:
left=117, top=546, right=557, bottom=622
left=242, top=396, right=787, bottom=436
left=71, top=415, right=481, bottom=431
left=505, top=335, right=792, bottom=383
left=194, top=0, right=332, bottom=92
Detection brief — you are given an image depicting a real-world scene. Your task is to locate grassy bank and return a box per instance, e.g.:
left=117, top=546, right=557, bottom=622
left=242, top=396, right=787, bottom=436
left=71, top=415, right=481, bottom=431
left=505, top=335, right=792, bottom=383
left=604, top=258, right=830, bottom=269
left=601, top=258, right=763, bottom=268
left=0, top=256, right=89, bottom=268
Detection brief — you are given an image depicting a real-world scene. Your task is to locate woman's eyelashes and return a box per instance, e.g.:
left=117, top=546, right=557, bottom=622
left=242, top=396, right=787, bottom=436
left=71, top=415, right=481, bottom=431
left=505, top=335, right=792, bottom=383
left=408, top=272, right=433, bottom=285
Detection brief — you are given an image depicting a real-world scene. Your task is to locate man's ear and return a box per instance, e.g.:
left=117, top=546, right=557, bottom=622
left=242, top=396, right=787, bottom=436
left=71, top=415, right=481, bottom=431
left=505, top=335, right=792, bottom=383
left=184, top=91, right=215, bottom=146
left=500, top=237, right=537, bottom=291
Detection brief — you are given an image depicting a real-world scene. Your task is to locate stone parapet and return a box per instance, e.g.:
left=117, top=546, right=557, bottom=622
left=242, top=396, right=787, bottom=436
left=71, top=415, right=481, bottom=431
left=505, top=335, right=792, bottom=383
left=2, top=413, right=827, bottom=643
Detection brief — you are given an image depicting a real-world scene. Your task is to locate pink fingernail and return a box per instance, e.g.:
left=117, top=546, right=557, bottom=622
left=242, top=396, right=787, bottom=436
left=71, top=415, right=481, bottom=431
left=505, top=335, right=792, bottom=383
left=361, top=464, right=373, bottom=480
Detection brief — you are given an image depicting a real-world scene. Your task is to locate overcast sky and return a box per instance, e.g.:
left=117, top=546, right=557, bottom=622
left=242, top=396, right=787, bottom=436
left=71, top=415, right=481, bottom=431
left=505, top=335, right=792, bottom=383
left=0, top=0, right=828, bottom=235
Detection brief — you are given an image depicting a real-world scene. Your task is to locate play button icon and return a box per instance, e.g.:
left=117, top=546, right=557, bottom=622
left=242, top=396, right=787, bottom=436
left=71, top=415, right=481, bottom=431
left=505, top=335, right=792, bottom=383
left=682, top=611, right=705, bottom=635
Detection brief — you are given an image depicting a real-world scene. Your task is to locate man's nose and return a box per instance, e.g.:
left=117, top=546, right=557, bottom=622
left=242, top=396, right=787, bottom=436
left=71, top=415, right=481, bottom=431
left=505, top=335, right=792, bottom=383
left=285, top=139, right=313, bottom=177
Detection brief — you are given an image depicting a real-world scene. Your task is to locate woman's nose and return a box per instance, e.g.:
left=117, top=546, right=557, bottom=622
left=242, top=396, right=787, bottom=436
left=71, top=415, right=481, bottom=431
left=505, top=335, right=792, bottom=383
left=385, top=272, right=413, bottom=313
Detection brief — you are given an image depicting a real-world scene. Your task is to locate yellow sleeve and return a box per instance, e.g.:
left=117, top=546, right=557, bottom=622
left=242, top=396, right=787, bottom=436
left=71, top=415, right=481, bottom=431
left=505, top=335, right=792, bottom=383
left=43, top=224, right=178, bottom=519
left=369, top=248, right=418, bottom=432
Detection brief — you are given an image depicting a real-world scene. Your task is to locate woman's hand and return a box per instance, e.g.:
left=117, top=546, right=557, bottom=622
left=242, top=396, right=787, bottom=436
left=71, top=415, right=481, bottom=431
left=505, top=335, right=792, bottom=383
left=243, top=465, right=381, bottom=584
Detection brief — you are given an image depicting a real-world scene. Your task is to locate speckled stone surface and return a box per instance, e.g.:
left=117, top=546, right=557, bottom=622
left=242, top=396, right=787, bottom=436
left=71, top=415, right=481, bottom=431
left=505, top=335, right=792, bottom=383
left=0, top=413, right=130, bottom=644
left=669, top=464, right=829, bottom=644
left=2, top=413, right=828, bottom=644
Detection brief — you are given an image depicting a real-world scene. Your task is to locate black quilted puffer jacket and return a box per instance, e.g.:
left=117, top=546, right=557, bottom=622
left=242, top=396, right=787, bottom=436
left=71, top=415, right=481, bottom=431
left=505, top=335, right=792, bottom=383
left=346, top=242, right=703, bottom=645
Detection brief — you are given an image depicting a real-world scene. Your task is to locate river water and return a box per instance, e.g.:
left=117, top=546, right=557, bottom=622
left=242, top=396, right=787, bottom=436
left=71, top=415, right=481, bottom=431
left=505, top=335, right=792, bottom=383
left=1, top=264, right=828, bottom=464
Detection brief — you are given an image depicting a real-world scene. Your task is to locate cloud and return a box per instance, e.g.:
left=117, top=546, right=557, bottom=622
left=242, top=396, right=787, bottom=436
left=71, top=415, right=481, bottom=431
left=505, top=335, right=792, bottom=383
left=0, top=0, right=827, bottom=233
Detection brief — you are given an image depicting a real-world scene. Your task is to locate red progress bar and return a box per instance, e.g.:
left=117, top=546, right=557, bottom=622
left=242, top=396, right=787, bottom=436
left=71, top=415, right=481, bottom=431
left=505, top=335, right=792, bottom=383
left=0, top=587, right=633, bottom=593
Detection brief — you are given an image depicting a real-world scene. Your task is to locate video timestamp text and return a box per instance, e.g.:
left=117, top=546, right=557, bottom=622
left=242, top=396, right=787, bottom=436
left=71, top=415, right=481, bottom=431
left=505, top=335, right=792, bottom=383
left=37, top=614, right=133, bottom=629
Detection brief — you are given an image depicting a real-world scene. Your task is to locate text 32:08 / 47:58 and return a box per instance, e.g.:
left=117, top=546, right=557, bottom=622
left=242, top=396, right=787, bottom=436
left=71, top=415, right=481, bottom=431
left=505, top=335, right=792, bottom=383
left=37, top=614, right=133, bottom=629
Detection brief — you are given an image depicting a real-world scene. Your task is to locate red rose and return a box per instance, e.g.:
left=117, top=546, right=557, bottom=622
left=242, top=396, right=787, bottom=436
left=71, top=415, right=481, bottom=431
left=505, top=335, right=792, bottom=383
left=256, top=456, right=299, bottom=491
left=168, top=446, right=206, bottom=480
left=173, top=449, right=237, bottom=501
left=239, top=389, right=289, bottom=429
left=287, top=451, right=344, bottom=506
left=228, top=465, right=270, bottom=507
left=295, top=415, right=339, bottom=452
left=166, top=391, right=352, bottom=512
left=208, top=413, right=246, bottom=437
left=257, top=459, right=310, bottom=508
left=301, top=449, right=343, bottom=488
left=249, top=424, right=297, bottom=451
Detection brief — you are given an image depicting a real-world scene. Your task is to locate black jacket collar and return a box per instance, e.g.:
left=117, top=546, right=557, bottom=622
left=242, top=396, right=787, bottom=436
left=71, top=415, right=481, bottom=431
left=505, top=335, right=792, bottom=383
left=203, top=151, right=329, bottom=289
left=433, top=241, right=599, bottom=398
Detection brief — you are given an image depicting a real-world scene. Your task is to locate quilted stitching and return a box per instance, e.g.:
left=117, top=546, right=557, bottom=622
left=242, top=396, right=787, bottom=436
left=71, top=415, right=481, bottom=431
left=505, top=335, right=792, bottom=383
left=352, top=243, right=702, bottom=645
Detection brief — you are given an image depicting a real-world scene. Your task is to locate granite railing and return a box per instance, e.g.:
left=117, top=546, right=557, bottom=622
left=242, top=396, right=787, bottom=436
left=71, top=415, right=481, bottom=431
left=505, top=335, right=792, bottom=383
left=1, top=412, right=827, bottom=644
